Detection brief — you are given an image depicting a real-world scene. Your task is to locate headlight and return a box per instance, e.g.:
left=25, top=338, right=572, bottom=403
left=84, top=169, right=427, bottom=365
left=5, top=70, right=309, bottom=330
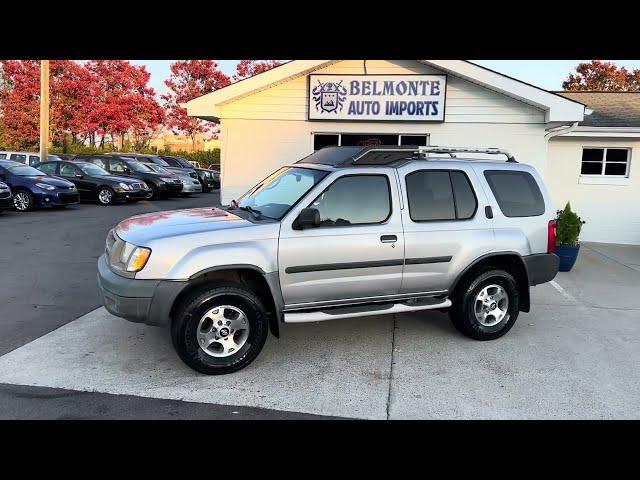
left=35, top=183, right=56, bottom=191
left=118, top=241, right=151, bottom=272
left=119, top=183, right=131, bottom=190
left=105, top=230, right=151, bottom=274
left=125, top=246, right=151, bottom=272
left=141, top=182, right=148, bottom=189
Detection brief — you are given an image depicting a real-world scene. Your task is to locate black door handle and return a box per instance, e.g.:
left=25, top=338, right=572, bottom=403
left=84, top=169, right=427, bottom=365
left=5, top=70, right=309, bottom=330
left=380, top=235, right=397, bottom=243
left=485, top=206, right=493, bottom=219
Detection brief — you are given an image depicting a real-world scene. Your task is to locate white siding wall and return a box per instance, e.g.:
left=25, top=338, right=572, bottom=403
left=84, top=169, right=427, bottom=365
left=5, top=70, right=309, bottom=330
left=218, top=60, right=548, bottom=204
left=547, top=137, right=640, bottom=245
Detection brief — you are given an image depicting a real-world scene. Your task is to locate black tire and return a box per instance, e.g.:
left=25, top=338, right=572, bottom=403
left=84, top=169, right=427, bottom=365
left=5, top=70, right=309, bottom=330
left=148, top=183, right=160, bottom=200
left=449, top=268, right=520, bottom=341
left=13, top=190, right=34, bottom=212
left=97, top=186, right=116, bottom=206
left=171, top=283, right=269, bottom=375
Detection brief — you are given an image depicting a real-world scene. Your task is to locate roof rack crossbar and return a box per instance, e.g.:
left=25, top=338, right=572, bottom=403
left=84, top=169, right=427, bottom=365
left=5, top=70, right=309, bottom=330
left=348, top=145, right=518, bottom=165
left=417, top=146, right=517, bottom=163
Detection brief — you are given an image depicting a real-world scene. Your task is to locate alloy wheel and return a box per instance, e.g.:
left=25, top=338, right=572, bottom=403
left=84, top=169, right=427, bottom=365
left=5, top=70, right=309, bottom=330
left=13, top=192, right=30, bottom=211
left=474, top=284, right=510, bottom=327
left=196, top=305, right=250, bottom=358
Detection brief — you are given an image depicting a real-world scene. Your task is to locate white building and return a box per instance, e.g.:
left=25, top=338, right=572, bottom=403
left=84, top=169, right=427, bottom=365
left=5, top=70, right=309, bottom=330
left=185, top=60, right=640, bottom=245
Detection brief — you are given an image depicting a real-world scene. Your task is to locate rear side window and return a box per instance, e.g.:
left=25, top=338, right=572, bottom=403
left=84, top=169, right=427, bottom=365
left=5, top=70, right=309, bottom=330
left=405, top=170, right=477, bottom=221
left=484, top=170, right=545, bottom=217
left=89, top=157, right=108, bottom=170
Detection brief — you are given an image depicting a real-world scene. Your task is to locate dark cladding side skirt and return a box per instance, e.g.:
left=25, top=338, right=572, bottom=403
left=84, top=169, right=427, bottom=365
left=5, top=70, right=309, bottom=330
left=285, top=256, right=452, bottom=274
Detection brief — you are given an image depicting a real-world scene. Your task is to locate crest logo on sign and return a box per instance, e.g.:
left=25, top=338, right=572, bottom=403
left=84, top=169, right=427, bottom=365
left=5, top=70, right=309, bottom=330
left=312, top=80, right=347, bottom=114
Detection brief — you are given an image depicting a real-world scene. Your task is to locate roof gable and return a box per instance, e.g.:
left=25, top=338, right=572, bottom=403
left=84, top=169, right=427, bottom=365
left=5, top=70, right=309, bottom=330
left=185, top=60, right=585, bottom=124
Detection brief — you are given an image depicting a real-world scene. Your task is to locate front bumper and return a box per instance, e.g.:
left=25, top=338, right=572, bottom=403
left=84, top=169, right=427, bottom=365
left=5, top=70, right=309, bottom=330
left=97, top=254, right=185, bottom=326
left=181, top=181, right=203, bottom=193
left=161, top=182, right=183, bottom=195
left=523, top=253, right=559, bottom=285
left=0, top=192, right=12, bottom=210
left=34, top=189, right=80, bottom=206
left=115, top=188, right=151, bottom=200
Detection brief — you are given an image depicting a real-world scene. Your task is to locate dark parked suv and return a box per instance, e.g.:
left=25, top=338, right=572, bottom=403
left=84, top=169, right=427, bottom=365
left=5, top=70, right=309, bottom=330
left=0, top=160, right=79, bottom=211
left=36, top=160, right=151, bottom=205
left=158, top=155, right=219, bottom=191
left=73, top=154, right=183, bottom=199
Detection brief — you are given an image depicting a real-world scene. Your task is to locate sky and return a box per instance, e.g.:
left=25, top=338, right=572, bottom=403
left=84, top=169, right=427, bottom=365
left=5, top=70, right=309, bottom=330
left=131, top=60, right=640, bottom=97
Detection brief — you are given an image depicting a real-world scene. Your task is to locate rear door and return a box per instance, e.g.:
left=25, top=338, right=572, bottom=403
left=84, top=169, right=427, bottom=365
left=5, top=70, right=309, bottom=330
left=278, top=168, right=405, bottom=308
left=398, top=163, right=494, bottom=293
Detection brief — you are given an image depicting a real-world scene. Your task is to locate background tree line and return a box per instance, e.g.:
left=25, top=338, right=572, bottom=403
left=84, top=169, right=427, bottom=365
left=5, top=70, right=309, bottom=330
left=0, top=59, right=281, bottom=153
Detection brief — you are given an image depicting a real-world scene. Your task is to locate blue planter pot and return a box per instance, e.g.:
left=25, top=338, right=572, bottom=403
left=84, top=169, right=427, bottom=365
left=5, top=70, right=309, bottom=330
left=556, top=244, right=580, bottom=272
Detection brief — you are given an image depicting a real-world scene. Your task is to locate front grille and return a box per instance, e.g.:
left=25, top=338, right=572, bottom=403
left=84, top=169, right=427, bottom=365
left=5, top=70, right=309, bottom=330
left=130, top=183, right=145, bottom=190
left=58, top=192, right=79, bottom=204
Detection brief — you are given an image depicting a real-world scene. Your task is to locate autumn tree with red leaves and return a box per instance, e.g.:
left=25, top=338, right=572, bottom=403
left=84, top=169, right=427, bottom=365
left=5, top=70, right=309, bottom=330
left=84, top=60, right=164, bottom=149
left=162, top=60, right=231, bottom=151
left=234, top=60, right=283, bottom=81
left=0, top=59, right=164, bottom=151
left=563, top=60, right=640, bottom=91
left=0, top=60, right=40, bottom=149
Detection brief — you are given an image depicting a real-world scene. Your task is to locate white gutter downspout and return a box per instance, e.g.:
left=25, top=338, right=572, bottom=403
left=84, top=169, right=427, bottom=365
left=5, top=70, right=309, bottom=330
left=545, top=122, right=579, bottom=139
left=544, top=108, right=593, bottom=139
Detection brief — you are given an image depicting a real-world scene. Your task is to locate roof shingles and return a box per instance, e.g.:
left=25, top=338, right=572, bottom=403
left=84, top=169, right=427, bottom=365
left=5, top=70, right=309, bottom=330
left=556, top=91, right=640, bottom=128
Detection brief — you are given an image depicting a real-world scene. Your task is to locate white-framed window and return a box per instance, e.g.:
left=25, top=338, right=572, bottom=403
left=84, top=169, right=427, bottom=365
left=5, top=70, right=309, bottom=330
left=580, top=147, right=631, bottom=177
left=313, top=133, right=429, bottom=151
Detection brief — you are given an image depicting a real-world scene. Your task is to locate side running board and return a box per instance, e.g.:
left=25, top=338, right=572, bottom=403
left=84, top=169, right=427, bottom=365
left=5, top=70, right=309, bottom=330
left=283, top=298, right=452, bottom=323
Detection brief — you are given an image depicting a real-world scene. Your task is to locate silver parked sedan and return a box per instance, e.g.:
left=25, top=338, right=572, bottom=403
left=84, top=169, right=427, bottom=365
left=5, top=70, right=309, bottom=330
left=144, top=164, right=202, bottom=195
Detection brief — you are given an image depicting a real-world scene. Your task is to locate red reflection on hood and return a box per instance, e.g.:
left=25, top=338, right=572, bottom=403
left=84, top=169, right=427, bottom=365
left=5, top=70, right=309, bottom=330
left=118, top=207, right=231, bottom=231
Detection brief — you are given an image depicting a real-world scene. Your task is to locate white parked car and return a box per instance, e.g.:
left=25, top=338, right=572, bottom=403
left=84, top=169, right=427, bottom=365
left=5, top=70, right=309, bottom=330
left=0, top=151, right=62, bottom=166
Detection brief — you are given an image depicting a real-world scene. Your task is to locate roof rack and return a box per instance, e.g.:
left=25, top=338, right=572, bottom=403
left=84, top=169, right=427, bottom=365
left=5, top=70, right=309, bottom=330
left=350, top=145, right=517, bottom=165
left=417, top=146, right=516, bottom=162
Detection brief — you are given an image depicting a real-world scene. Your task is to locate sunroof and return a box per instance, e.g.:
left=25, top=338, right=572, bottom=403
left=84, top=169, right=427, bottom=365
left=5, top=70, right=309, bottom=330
left=296, top=146, right=363, bottom=166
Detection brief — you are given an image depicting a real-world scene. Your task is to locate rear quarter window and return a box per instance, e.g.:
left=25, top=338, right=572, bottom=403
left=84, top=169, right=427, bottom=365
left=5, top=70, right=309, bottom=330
left=484, top=170, right=545, bottom=217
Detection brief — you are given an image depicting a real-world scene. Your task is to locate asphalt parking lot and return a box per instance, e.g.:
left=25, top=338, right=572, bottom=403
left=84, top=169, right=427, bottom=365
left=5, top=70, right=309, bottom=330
left=1, top=195, right=639, bottom=419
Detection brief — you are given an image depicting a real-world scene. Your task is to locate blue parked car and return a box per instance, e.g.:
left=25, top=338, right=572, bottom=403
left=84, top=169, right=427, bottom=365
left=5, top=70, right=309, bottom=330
left=0, top=160, right=80, bottom=211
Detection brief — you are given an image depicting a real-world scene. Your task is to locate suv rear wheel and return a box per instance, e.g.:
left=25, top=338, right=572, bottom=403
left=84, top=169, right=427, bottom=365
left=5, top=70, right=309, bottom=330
left=449, top=268, right=519, bottom=340
left=171, top=283, right=269, bottom=375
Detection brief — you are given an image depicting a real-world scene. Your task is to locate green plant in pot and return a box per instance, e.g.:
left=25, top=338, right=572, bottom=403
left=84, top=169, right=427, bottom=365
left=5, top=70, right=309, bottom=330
left=555, top=202, right=586, bottom=272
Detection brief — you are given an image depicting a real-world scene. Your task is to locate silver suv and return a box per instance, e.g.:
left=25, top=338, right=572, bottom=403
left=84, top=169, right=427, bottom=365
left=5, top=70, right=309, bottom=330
left=98, top=146, right=560, bottom=374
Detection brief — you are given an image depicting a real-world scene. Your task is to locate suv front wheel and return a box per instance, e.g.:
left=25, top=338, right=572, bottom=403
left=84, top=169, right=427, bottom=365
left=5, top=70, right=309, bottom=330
left=171, top=283, right=269, bottom=375
left=449, top=268, right=520, bottom=341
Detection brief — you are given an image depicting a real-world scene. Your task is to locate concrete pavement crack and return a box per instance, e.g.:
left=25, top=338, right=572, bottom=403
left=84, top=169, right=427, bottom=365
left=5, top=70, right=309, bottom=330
left=385, top=314, right=397, bottom=420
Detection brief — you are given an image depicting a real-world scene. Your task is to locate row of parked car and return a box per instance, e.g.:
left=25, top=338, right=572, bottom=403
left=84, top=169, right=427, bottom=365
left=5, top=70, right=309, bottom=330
left=0, top=151, right=220, bottom=212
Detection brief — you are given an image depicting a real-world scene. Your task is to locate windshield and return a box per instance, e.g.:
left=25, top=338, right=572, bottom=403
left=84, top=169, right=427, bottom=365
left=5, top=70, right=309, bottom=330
left=128, top=160, right=153, bottom=173
left=237, top=167, right=328, bottom=220
left=80, top=164, right=109, bottom=176
left=7, top=165, right=46, bottom=176
left=150, top=157, right=169, bottom=166
left=175, top=158, right=193, bottom=168
left=147, top=164, right=171, bottom=175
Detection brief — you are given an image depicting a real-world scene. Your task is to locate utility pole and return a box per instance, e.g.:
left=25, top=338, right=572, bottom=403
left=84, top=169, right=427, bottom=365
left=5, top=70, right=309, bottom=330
left=39, top=60, right=50, bottom=162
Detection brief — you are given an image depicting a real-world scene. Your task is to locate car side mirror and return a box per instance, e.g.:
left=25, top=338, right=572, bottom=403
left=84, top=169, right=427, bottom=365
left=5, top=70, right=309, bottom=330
left=293, top=208, right=320, bottom=230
